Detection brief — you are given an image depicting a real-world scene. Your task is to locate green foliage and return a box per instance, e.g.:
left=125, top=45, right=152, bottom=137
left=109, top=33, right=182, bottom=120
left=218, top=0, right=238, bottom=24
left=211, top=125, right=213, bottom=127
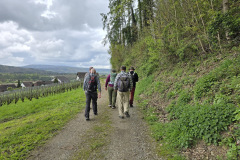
left=105, top=0, right=240, bottom=158
left=135, top=53, right=240, bottom=158
left=166, top=103, right=236, bottom=148
left=134, top=75, right=154, bottom=97
left=194, top=57, right=240, bottom=100
left=208, top=6, right=240, bottom=46
left=53, top=78, right=59, bottom=83
left=0, top=88, right=85, bottom=159
left=140, top=104, right=186, bottom=160
left=0, top=82, right=82, bottom=106
left=0, top=73, right=50, bottom=83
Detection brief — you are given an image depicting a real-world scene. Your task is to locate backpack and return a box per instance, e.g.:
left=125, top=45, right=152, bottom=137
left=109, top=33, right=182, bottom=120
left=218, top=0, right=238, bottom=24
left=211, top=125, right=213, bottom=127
left=117, top=74, right=130, bottom=92
left=129, top=72, right=134, bottom=82
left=108, top=73, right=117, bottom=85
left=87, top=75, right=97, bottom=92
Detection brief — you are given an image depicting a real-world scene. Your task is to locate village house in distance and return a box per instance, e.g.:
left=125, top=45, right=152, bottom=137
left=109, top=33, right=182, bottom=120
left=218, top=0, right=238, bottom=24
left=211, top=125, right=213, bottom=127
left=21, top=82, right=34, bottom=88
left=76, top=72, right=87, bottom=81
left=0, top=76, right=70, bottom=92
left=51, top=76, right=70, bottom=83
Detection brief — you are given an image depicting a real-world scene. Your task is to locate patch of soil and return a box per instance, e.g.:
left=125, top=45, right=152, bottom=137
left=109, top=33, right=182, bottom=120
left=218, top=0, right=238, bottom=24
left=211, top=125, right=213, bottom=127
left=182, top=141, right=228, bottom=160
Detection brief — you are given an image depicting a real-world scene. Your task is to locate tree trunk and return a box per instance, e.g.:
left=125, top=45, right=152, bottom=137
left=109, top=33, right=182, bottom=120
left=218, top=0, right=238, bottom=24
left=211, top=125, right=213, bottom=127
left=131, top=4, right=138, bottom=42
left=223, top=0, right=230, bottom=40
left=223, top=0, right=229, bottom=13
left=138, top=0, right=143, bottom=31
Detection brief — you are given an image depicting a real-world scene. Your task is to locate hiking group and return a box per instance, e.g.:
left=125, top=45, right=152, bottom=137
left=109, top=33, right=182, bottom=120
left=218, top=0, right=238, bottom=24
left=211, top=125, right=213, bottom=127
left=83, top=65, right=138, bottom=121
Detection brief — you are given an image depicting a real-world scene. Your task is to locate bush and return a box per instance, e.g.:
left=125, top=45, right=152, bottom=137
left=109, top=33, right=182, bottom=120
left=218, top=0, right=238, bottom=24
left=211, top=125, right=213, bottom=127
left=166, top=103, right=236, bottom=148
left=194, top=58, right=240, bottom=100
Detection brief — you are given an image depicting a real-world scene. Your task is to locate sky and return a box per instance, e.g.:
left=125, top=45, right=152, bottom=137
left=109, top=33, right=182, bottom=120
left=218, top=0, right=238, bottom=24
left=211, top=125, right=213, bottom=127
left=0, top=0, right=111, bottom=69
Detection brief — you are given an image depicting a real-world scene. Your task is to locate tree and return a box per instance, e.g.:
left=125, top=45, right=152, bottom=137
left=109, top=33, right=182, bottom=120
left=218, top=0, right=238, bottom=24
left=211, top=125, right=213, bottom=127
left=53, top=78, right=58, bottom=83
left=17, top=80, right=21, bottom=88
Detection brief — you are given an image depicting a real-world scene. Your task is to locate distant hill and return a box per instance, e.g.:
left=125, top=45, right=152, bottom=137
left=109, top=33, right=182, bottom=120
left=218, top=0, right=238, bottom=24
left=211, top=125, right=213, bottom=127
left=23, top=65, right=111, bottom=74
left=0, top=65, right=54, bottom=74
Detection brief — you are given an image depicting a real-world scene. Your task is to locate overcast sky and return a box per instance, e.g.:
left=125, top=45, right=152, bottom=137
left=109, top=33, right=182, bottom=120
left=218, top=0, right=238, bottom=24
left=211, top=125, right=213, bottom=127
left=0, top=0, right=110, bottom=69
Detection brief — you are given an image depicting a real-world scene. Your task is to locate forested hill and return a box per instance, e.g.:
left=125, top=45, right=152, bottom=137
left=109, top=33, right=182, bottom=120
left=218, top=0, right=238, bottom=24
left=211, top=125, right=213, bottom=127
left=23, top=65, right=110, bottom=74
left=0, top=65, right=54, bottom=74
left=102, top=0, right=240, bottom=159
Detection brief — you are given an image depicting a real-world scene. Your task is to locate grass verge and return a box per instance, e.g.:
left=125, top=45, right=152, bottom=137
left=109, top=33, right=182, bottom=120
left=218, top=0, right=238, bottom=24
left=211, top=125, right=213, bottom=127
left=0, top=87, right=85, bottom=160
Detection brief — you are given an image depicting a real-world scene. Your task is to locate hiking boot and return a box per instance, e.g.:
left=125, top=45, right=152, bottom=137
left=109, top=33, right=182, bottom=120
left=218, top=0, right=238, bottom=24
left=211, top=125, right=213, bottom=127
left=108, top=104, right=112, bottom=108
left=94, top=113, right=98, bottom=115
left=86, top=117, right=90, bottom=121
left=130, top=104, right=133, bottom=107
left=119, top=115, right=124, bottom=119
left=124, top=112, right=130, bottom=118
left=112, top=106, right=116, bottom=109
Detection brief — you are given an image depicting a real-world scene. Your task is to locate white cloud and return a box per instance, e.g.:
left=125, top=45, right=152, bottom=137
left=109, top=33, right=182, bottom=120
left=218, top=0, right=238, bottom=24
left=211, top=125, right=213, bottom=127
left=0, top=0, right=110, bottom=69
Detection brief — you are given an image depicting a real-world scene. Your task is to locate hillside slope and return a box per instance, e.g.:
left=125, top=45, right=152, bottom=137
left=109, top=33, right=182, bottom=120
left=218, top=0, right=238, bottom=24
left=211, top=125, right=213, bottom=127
left=134, top=53, right=240, bottom=159
left=102, top=0, right=239, bottom=158
left=23, top=65, right=110, bottom=74
left=0, top=65, right=54, bottom=74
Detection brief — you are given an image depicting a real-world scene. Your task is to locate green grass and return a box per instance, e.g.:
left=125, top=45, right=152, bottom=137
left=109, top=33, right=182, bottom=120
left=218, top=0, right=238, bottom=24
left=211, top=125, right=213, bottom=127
left=135, top=54, right=240, bottom=159
left=0, top=87, right=85, bottom=160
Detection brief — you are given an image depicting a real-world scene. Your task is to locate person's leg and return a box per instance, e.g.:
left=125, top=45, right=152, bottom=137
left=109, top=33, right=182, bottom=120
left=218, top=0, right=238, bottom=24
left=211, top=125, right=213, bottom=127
left=85, top=92, right=91, bottom=119
left=130, top=87, right=135, bottom=107
left=123, top=91, right=130, bottom=117
left=108, top=86, right=113, bottom=107
left=112, top=87, right=117, bottom=108
left=92, top=92, right=98, bottom=115
left=117, top=91, right=124, bottom=117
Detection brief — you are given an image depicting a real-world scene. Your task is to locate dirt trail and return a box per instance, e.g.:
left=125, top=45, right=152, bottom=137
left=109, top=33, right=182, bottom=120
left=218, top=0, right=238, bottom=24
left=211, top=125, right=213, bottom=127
left=28, top=87, right=161, bottom=160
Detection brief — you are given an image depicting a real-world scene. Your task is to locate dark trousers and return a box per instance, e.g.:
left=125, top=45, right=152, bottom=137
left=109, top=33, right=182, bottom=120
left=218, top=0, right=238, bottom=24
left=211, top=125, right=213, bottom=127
left=85, top=91, right=98, bottom=118
left=130, top=87, right=136, bottom=106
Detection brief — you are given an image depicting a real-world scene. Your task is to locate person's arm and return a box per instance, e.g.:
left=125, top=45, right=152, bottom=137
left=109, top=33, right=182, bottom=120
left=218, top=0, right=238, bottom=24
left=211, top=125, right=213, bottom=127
left=135, top=72, right=139, bottom=82
left=96, top=75, right=101, bottom=98
left=83, top=75, right=88, bottom=91
left=105, top=74, right=110, bottom=90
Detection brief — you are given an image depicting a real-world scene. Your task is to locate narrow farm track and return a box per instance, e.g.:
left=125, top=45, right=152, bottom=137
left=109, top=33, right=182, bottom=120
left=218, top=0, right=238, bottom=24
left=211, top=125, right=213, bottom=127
left=28, top=85, right=161, bottom=160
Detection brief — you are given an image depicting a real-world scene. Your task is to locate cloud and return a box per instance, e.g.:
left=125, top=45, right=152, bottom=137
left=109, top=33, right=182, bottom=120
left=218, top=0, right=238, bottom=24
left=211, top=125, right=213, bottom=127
left=0, top=0, right=110, bottom=69
left=0, top=0, right=108, bottom=31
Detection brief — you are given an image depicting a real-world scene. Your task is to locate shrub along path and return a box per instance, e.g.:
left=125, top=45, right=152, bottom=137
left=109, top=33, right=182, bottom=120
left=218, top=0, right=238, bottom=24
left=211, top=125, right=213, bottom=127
left=28, top=86, right=160, bottom=160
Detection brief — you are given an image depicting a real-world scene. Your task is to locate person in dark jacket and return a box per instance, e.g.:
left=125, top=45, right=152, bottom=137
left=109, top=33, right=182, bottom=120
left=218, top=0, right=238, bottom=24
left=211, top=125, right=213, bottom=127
left=83, top=68, right=101, bottom=121
left=128, top=66, right=138, bottom=107
left=105, top=69, right=117, bottom=109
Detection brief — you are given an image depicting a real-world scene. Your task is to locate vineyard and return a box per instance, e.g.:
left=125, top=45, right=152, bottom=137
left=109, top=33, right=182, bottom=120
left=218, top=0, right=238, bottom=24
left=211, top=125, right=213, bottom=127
left=0, top=81, right=82, bottom=106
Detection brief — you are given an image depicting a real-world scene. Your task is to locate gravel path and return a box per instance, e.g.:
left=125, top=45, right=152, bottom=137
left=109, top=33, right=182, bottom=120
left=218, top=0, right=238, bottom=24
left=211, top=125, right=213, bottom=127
left=105, top=105, right=160, bottom=160
left=28, top=87, right=161, bottom=160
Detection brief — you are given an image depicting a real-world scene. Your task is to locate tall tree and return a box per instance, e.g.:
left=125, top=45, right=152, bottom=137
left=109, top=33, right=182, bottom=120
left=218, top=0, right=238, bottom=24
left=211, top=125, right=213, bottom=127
left=223, top=0, right=230, bottom=40
left=142, top=0, right=154, bottom=27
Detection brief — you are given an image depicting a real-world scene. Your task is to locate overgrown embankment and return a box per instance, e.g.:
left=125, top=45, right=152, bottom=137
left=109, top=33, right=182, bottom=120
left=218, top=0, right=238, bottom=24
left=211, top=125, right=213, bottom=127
left=135, top=54, right=240, bottom=159
left=102, top=0, right=240, bottom=159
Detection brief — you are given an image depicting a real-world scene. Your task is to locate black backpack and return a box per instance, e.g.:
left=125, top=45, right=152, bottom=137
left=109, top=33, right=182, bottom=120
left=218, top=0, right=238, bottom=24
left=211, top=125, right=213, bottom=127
left=87, top=75, right=97, bottom=92
left=117, top=74, right=130, bottom=92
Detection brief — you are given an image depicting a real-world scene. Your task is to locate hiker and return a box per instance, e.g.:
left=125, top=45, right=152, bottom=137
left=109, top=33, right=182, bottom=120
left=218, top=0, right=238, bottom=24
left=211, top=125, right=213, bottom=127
left=84, top=66, right=93, bottom=78
left=105, top=69, right=117, bottom=109
left=114, top=66, right=133, bottom=119
left=83, top=68, right=101, bottom=121
left=128, top=67, right=138, bottom=107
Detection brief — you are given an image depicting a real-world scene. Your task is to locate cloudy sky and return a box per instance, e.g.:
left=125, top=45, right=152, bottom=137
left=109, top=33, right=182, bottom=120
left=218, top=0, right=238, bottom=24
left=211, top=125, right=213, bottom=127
left=0, top=0, right=111, bottom=69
